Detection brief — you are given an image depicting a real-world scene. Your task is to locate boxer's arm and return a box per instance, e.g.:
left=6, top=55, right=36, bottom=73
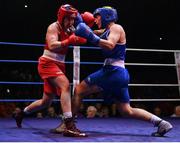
left=46, top=23, right=63, bottom=52
left=94, top=29, right=105, bottom=36
left=46, top=23, right=86, bottom=52
left=67, top=34, right=87, bottom=45
left=75, top=23, right=100, bottom=45
left=98, top=24, right=121, bottom=50
left=75, top=23, right=122, bottom=50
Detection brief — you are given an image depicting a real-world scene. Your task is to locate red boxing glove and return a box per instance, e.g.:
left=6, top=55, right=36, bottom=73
left=81, top=12, right=95, bottom=28
left=76, top=36, right=87, bottom=45
left=61, top=34, right=87, bottom=47
left=69, top=34, right=87, bottom=45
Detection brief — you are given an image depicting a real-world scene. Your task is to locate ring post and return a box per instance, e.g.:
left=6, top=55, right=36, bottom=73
left=175, top=51, right=180, bottom=95
left=73, top=46, right=80, bottom=93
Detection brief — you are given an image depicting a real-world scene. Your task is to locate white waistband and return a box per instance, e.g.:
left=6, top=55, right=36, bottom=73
left=104, top=58, right=125, bottom=68
left=42, top=49, right=65, bottom=62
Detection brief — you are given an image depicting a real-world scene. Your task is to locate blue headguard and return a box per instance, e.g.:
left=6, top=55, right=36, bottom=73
left=93, top=6, right=118, bottom=28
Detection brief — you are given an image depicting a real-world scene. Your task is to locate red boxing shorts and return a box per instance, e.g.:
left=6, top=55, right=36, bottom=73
left=38, top=57, right=66, bottom=96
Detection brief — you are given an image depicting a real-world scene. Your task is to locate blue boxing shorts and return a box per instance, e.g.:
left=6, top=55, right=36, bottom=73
left=84, top=65, right=130, bottom=103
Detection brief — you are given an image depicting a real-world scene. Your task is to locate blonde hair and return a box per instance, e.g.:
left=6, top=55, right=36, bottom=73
left=87, top=106, right=97, bottom=112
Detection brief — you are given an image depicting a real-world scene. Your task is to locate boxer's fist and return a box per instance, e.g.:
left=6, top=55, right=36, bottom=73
left=74, top=13, right=83, bottom=27
left=75, top=23, right=100, bottom=45
left=61, top=34, right=86, bottom=47
left=68, top=34, right=87, bottom=45
left=81, top=12, right=95, bottom=28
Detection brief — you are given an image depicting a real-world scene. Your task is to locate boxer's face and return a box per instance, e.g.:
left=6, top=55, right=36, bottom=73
left=63, top=14, right=76, bottom=30
left=95, top=15, right=102, bottom=29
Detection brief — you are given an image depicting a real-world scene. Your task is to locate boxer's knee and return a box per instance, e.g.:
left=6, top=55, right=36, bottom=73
left=118, top=104, right=134, bottom=117
left=42, top=92, right=53, bottom=107
left=55, top=76, right=70, bottom=92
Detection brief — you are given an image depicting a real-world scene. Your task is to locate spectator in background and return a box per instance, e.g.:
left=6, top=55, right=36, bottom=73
left=95, top=103, right=102, bottom=117
left=86, top=106, right=97, bottom=118
left=47, top=106, right=58, bottom=118
left=111, top=103, right=118, bottom=117
left=171, top=105, right=180, bottom=117
left=99, top=106, right=109, bottom=118
left=0, top=103, right=8, bottom=117
left=36, top=112, right=44, bottom=119
left=153, top=106, right=162, bottom=117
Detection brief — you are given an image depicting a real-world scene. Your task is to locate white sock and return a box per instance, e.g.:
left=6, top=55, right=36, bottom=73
left=23, top=107, right=31, bottom=114
left=150, top=115, right=162, bottom=125
left=63, top=112, right=72, bottom=119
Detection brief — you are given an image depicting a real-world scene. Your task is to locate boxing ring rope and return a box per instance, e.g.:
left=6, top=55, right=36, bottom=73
left=0, top=59, right=177, bottom=66
left=0, top=81, right=179, bottom=87
left=0, top=41, right=180, bottom=103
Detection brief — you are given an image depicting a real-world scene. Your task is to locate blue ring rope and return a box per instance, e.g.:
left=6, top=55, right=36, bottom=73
left=0, top=81, right=74, bottom=85
left=0, top=41, right=45, bottom=47
left=0, top=41, right=101, bottom=49
left=0, top=59, right=103, bottom=65
left=0, top=99, right=104, bottom=102
left=0, top=60, right=38, bottom=63
left=0, top=81, right=43, bottom=85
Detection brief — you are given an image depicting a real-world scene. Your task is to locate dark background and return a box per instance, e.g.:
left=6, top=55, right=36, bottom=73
left=0, top=0, right=180, bottom=50
left=0, top=0, right=179, bottom=100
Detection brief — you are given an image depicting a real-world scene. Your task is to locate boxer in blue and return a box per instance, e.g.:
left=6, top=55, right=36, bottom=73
left=73, top=6, right=173, bottom=137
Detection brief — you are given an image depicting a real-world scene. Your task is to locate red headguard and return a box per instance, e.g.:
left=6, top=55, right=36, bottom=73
left=57, top=4, right=78, bottom=25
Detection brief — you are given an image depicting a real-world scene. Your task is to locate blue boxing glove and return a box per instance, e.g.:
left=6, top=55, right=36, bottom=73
left=74, top=13, right=83, bottom=28
left=75, top=23, right=100, bottom=45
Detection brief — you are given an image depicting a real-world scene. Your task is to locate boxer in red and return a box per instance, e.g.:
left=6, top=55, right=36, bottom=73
left=13, top=4, right=87, bottom=137
left=49, top=11, right=95, bottom=135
